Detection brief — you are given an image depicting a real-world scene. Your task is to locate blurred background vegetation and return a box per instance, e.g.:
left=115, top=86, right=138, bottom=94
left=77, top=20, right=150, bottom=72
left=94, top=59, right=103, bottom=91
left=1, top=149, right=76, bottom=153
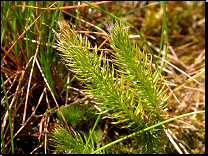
left=1, top=1, right=205, bottom=154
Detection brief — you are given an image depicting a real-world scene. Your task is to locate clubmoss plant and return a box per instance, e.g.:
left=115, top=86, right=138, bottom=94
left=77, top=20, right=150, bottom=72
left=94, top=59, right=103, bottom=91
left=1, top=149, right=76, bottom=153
left=56, top=105, right=84, bottom=127
left=50, top=19, right=170, bottom=154
left=50, top=125, right=104, bottom=154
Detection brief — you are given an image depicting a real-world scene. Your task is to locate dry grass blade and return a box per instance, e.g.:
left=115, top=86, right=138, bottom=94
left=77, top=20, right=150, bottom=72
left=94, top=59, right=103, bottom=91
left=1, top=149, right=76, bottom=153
left=1, top=1, right=58, bottom=65
left=4, top=86, right=46, bottom=148
left=0, top=70, right=22, bottom=87
left=164, top=129, right=183, bottom=154
left=1, top=56, right=34, bottom=133
left=62, top=10, right=109, bottom=36
left=155, top=55, right=202, bottom=86
left=13, top=1, right=113, bottom=10
left=22, top=37, right=40, bottom=124
left=35, top=57, right=72, bottom=136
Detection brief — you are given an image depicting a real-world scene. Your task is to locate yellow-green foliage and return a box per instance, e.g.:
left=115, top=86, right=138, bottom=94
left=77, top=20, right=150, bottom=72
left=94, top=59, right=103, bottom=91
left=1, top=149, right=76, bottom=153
left=57, top=105, right=84, bottom=126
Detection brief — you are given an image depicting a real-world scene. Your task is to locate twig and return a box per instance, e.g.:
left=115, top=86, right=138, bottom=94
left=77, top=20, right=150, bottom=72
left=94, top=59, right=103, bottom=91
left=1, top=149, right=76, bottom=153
left=49, top=95, right=93, bottom=115
left=99, top=119, right=109, bottom=146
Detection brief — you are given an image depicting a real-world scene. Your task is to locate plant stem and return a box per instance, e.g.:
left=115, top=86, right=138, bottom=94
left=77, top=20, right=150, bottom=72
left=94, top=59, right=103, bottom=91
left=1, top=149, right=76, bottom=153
left=91, top=110, right=204, bottom=154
